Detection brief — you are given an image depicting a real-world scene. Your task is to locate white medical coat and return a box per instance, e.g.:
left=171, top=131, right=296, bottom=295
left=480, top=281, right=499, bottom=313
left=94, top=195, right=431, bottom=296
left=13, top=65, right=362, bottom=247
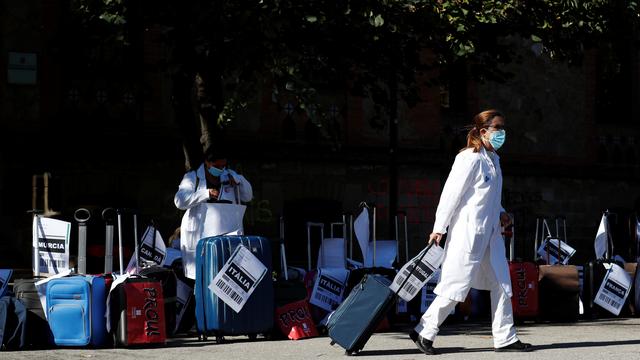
left=174, top=164, right=253, bottom=279
left=432, top=147, right=512, bottom=302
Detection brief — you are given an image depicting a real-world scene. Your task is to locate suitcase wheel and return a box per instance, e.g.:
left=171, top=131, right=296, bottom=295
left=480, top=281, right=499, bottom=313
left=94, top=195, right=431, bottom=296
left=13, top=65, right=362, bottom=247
left=345, top=350, right=358, bottom=356
left=330, top=340, right=336, bottom=346
left=215, top=335, right=225, bottom=344
left=198, top=334, right=208, bottom=341
left=247, top=334, right=257, bottom=341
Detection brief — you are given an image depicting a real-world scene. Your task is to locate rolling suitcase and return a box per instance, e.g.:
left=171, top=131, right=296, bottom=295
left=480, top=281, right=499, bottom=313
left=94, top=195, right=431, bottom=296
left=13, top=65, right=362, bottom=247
left=506, top=215, right=539, bottom=320
left=327, top=243, right=434, bottom=355
left=109, top=209, right=167, bottom=347
left=0, top=295, right=27, bottom=350
left=536, top=217, right=580, bottom=322
left=46, top=275, right=108, bottom=347
left=138, top=266, right=177, bottom=336
left=195, top=235, right=274, bottom=343
left=110, top=277, right=167, bottom=346
left=582, top=212, right=626, bottom=318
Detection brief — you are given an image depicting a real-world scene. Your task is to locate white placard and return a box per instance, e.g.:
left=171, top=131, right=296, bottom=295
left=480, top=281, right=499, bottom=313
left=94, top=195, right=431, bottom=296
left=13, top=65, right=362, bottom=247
left=0, top=269, right=13, bottom=297
left=537, top=238, right=576, bottom=265
left=125, top=226, right=167, bottom=273
left=317, top=238, right=346, bottom=269
left=209, top=245, right=268, bottom=313
left=594, top=263, right=632, bottom=316
left=309, top=268, right=350, bottom=312
left=420, top=269, right=441, bottom=313
left=364, top=240, right=398, bottom=268
left=32, top=216, right=71, bottom=275
left=390, top=245, right=444, bottom=302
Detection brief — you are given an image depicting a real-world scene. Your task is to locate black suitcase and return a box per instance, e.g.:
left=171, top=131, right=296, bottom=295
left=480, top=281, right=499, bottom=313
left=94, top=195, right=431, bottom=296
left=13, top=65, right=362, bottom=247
left=13, top=278, right=52, bottom=348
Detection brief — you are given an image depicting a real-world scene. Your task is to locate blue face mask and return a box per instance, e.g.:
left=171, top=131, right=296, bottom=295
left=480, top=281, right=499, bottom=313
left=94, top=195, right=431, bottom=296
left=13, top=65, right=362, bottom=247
left=207, top=166, right=224, bottom=177
left=488, top=129, right=506, bottom=150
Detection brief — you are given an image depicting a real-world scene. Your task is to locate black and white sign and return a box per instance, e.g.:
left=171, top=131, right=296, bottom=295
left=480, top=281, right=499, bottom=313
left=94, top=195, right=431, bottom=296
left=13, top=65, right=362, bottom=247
left=126, top=226, right=167, bottom=273
left=32, top=217, right=71, bottom=275
left=390, top=245, right=444, bottom=302
left=209, top=245, right=268, bottom=313
left=537, top=238, right=576, bottom=265
left=594, top=263, right=632, bottom=316
left=310, top=268, right=350, bottom=312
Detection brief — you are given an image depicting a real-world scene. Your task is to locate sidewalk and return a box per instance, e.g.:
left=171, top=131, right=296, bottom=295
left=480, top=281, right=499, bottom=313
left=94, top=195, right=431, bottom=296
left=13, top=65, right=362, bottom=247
left=5, top=318, right=640, bottom=359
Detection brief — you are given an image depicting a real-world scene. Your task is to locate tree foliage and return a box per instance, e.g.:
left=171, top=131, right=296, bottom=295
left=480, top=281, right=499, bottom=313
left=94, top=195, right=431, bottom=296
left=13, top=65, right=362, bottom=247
left=71, top=0, right=639, bottom=163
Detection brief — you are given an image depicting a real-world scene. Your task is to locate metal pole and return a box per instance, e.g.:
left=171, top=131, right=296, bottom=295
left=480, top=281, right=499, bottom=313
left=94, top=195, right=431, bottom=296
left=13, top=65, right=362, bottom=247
left=74, top=208, right=91, bottom=274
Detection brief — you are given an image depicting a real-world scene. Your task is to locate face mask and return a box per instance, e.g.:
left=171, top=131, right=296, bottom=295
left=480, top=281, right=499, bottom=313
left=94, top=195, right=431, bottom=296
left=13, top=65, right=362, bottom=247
left=487, top=129, right=506, bottom=150
left=207, top=166, right=224, bottom=177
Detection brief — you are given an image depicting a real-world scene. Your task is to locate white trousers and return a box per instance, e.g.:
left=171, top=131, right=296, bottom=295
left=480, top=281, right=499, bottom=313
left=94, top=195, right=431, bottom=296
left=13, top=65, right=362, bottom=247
left=414, top=251, right=518, bottom=348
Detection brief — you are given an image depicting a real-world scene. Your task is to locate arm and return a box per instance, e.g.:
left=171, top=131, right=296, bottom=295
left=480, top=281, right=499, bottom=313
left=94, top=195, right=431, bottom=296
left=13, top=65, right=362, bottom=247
left=432, top=153, right=479, bottom=234
left=174, top=170, right=210, bottom=210
left=225, top=170, right=253, bottom=203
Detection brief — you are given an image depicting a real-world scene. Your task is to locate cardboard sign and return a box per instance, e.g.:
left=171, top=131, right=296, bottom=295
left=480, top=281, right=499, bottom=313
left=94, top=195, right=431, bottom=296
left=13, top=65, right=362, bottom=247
left=209, top=245, right=268, bottom=313
left=32, top=216, right=71, bottom=275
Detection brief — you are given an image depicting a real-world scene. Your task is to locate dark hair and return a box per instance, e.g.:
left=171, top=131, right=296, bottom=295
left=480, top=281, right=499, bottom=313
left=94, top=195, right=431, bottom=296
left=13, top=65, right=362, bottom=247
left=464, top=109, right=505, bottom=152
left=204, top=145, right=227, bottom=162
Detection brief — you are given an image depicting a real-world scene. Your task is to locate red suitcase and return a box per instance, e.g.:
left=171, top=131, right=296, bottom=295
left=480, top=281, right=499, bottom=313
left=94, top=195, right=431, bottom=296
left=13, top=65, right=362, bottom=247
left=506, top=216, right=539, bottom=320
left=111, top=278, right=167, bottom=346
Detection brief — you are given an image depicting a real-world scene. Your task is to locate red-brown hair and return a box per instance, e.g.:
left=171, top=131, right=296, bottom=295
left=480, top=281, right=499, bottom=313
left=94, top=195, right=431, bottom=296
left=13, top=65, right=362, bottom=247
left=464, top=109, right=505, bottom=152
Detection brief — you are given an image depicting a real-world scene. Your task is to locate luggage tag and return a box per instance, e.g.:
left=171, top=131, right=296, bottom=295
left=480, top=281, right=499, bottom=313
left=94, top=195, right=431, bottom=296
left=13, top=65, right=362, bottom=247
left=594, top=263, right=632, bottom=316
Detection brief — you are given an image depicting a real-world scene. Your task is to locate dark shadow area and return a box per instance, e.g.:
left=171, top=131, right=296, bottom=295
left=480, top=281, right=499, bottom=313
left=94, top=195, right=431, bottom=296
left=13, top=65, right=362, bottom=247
left=534, top=339, right=640, bottom=351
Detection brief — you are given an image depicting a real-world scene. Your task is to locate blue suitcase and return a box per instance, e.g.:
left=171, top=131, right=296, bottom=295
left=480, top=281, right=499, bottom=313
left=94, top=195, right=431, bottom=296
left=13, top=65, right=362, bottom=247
left=195, top=235, right=273, bottom=342
left=327, top=274, right=395, bottom=355
left=46, top=275, right=108, bottom=347
left=327, top=243, right=435, bottom=355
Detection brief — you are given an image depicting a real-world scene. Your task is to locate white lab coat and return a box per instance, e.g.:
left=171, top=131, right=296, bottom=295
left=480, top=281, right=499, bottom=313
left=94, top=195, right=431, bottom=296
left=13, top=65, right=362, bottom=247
left=174, top=164, right=253, bottom=279
left=432, top=147, right=512, bottom=302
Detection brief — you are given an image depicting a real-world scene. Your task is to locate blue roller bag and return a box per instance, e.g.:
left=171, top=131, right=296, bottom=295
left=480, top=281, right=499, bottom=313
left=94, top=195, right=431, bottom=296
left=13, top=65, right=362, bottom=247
left=195, top=235, right=274, bottom=341
left=326, top=274, right=395, bottom=355
left=46, top=275, right=108, bottom=347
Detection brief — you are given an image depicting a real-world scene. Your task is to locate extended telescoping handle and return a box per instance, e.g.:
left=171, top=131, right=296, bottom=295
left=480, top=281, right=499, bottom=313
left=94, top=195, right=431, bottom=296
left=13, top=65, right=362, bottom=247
left=372, top=205, right=377, bottom=268
left=74, top=208, right=91, bottom=274
left=506, top=213, right=515, bottom=261
left=306, top=222, right=324, bottom=271
left=280, top=216, right=288, bottom=280
left=330, top=215, right=348, bottom=268
left=102, top=208, right=116, bottom=273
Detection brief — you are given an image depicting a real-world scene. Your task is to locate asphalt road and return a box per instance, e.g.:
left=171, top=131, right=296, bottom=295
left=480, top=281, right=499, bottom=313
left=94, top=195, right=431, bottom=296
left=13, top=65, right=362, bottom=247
left=5, top=318, right=640, bottom=360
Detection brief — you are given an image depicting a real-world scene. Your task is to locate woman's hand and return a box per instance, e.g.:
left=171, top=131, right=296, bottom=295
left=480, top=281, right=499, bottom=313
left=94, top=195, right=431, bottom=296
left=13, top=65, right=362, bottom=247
left=500, top=212, right=513, bottom=227
left=428, top=232, right=443, bottom=246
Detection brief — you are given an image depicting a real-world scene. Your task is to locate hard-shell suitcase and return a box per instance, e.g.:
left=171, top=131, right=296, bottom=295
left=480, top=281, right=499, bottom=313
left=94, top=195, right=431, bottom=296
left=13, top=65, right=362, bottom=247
left=506, top=216, right=539, bottom=320
left=110, top=277, right=167, bottom=346
left=194, top=235, right=274, bottom=343
left=13, top=278, right=52, bottom=348
left=139, top=266, right=177, bottom=336
left=327, top=274, right=395, bottom=355
left=110, top=209, right=167, bottom=347
left=46, top=275, right=108, bottom=347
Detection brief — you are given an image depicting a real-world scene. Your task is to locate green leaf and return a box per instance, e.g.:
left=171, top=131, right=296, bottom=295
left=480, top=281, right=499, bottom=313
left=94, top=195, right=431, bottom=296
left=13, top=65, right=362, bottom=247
left=531, top=34, right=542, bottom=42
left=373, top=14, right=384, bottom=27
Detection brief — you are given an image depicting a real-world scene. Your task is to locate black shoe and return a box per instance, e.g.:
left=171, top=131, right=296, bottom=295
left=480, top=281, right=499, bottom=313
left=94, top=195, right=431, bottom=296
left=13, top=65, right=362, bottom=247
left=495, top=340, right=533, bottom=352
left=410, top=331, right=437, bottom=355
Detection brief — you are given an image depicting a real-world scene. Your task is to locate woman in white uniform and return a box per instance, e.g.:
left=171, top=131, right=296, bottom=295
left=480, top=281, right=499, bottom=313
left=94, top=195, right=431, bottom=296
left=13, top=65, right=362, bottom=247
left=174, top=147, right=253, bottom=279
left=410, top=110, right=532, bottom=354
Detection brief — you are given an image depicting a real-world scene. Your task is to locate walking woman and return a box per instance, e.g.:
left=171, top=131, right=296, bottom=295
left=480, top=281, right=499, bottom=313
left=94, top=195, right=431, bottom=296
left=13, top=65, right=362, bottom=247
left=410, top=110, right=532, bottom=354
